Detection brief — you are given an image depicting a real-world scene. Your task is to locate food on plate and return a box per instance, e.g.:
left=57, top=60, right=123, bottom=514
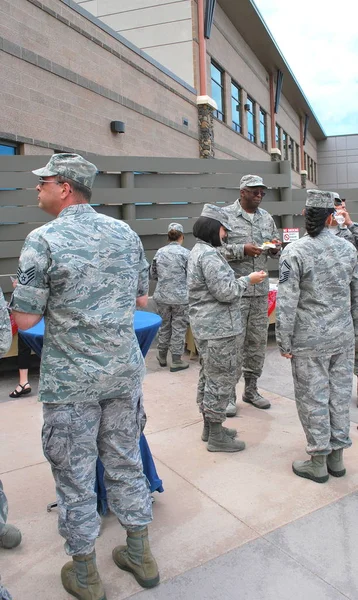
left=260, top=241, right=277, bottom=249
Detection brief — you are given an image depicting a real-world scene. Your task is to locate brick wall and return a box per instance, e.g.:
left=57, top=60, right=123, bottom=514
left=0, top=0, right=199, bottom=156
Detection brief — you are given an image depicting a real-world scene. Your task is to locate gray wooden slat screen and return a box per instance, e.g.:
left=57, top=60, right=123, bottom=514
left=1, top=155, right=356, bottom=294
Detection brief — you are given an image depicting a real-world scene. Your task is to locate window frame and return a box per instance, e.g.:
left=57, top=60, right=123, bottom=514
left=210, top=61, right=225, bottom=122
left=260, top=109, right=267, bottom=150
left=295, top=142, right=300, bottom=172
left=246, top=96, right=256, bottom=143
left=231, top=80, right=242, bottom=133
left=282, top=131, right=289, bottom=160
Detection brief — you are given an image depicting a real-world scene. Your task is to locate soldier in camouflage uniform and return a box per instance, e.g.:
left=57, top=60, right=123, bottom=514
left=276, top=189, right=358, bottom=483
left=11, top=154, right=159, bottom=600
left=150, top=223, right=190, bottom=372
left=188, top=204, right=266, bottom=452
left=221, top=175, right=281, bottom=416
left=331, top=193, right=358, bottom=249
left=0, top=291, right=22, bottom=600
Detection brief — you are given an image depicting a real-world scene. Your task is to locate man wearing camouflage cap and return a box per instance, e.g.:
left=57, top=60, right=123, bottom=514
left=11, top=154, right=159, bottom=599
left=150, top=222, right=190, bottom=371
left=276, top=189, right=358, bottom=483
left=221, top=174, right=281, bottom=414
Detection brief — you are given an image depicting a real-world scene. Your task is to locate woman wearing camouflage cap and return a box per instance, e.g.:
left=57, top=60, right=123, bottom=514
left=188, top=204, right=266, bottom=452
left=276, top=190, right=358, bottom=483
left=150, top=223, right=190, bottom=372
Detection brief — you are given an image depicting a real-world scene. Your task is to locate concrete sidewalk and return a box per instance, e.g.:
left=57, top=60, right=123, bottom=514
left=1, top=341, right=358, bottom=600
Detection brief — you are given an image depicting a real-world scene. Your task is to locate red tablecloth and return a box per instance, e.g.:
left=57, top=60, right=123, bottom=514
left=268, top=289, right=277, bottom=316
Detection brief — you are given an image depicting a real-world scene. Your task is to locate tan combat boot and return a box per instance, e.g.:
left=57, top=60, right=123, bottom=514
left=156, top=349, right=168, bottom=367
left=61, top=551, right=106, bottom=600
left=201, top=415, right=237, bottom=442
left=112, top=527, right=160, bottom=589
left=292, top=455, right=329, bottom=483
left=242, top=377, right=271, bottom=409
left=327, top=449, right=346, bottom=477
left=207, top=422, right=245, bottom=453
left=170, top=354, right=189, bottom=372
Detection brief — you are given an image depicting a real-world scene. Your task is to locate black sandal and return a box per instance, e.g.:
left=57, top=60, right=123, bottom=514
left=9, top=383, right=32, bottom=398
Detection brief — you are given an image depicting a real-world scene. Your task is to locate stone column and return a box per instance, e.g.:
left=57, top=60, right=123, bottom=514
left=300, top=170, right=308, bottom=189
left=197, top=95, right=217, bottom=159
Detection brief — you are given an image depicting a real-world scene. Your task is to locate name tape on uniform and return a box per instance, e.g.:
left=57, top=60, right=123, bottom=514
left=283, top=228, right=299, bottom=243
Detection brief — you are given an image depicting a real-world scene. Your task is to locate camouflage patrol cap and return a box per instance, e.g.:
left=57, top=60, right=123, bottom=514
left=200, top=204, right=232, bottom=231
left=306, top=189, right=335, bottom=209
left=240, top=174, right=267, bottom=190
left=168, top=222, right=184, bottom=233
left=32, top=153, right=97, bottom=189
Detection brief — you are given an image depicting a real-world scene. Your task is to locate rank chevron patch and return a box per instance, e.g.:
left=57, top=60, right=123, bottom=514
left=16, top=266, right=36, bottom=286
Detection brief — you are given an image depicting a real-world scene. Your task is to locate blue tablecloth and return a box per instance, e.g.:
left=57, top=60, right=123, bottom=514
left=19, top=310, right=164, bottom=514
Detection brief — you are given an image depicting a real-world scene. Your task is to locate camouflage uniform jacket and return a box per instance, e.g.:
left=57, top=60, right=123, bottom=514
left=336, top=224, right=358, bottom=249
left=187, top=241, right=250, bottom=340
left=150, top=242, right=190, bottom=304
left=276, top=229, right=358, bottom=356
left=221, top=200, right=280, bottom=296
left=11, top=204, right=149, bottom=403
left=0, top=289, right=11, bottom=357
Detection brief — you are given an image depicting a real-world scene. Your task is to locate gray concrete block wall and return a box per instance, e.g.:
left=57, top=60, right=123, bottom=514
left=318, top=135, right=358, bottom=189
left=76, top=0, right=195, bottom=86
left=0, top=0, right=199, bottom=156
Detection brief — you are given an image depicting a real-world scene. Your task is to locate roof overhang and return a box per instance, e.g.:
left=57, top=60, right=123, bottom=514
left=217, top=0, right=327, bottom=141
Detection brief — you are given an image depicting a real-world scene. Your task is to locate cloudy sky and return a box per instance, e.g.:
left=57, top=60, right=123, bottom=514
left=254, top=0, right=358, bottom=136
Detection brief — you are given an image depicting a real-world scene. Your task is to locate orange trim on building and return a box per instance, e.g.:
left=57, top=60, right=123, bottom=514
left=197, top=0, right=208, bottom=96
left=269, top=73, right=275, bottom=148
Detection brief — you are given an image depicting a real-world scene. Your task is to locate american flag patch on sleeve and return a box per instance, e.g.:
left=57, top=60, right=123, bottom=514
left=279, top=259, right=291, bottom=283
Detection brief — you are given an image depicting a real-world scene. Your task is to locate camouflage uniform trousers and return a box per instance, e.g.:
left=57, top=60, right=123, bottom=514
left=195, top=336, right=240, bottom=422
left=0, top=482, right=13, bottom=600
left=240, top=295, right=268, bottom=380
left=156, top=303, right=189, bottom=355
left=0, top=481, right=8, bottom=534
left=291, top=348, right=354, bottom=455
left=42, top=388, right=152, bottom=557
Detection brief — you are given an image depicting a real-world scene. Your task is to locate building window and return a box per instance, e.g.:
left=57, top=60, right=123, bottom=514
left=304, top=152, right=307, bottom=171
left=260, top=109, right=267, bottom=150
left=0, top=142, right=16, bottom=156
left=231, top=81, right=241, bottom=133
left=295, top=143, right=300, bottom=172
left=275, top=124, right=281, bottom=150
left=290, top=139, right=295, bottom=170
left=314, top=162, right=317, bottom=184
left=246, top=96, right=256, bottom=143
left=211, top=61, right=225, bottom=122
left=282, top=131, right=288, bottom=160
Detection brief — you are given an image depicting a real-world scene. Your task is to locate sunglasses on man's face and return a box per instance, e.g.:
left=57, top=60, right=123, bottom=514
left=245, top=188, right=266, bottom=198
left=38, top=178, right=62, bottom=186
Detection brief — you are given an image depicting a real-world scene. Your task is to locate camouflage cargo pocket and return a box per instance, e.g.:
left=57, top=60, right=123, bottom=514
left=207, top=337, right=236, bottom=375
left=42, top=408, right=72, bottom=469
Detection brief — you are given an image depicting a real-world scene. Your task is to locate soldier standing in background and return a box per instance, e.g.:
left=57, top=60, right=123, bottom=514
left=188, top=204, right=266, bottom=451
left=222, top=174, right=281, bottom=416
left=276, top=190, right=358, bottom=483
left=0, top=289, right=22, bottom=600
left=11, top=154, right=159, bottom=600
left=150, top=223, right=190, bottom=372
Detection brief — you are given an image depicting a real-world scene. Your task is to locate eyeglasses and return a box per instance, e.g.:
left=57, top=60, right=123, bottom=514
left=38, top=178, right=62, bottom=186
left=245, top=188, right=266, bottom=198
